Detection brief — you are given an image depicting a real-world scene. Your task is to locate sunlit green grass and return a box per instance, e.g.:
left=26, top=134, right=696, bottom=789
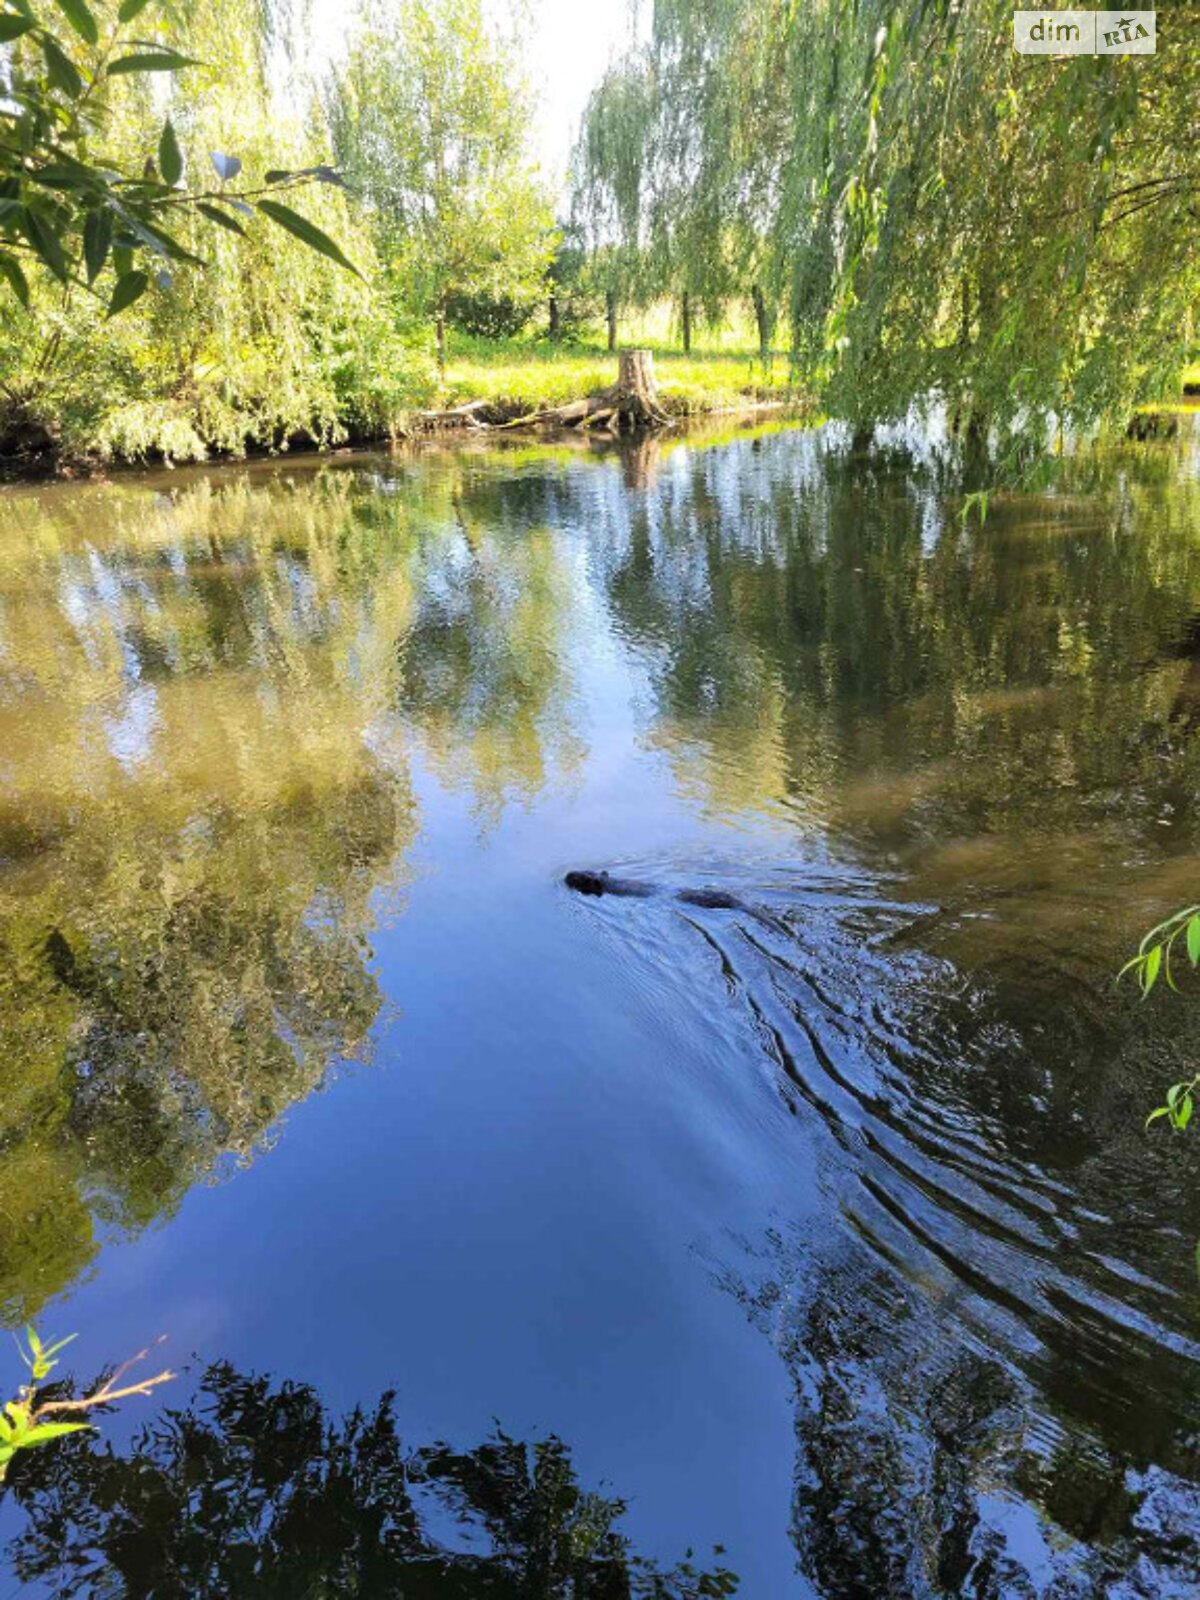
left=436, top=317, right=802, bottom=416
left=1133, top=362, right=1200, bottom=415
left=440, top=348, right=798, bottom=413
left=436, top=330, right=1196, bottom=421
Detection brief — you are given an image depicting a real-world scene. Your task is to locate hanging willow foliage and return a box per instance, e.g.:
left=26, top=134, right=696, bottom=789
left=574, top=0, right=1200, bottom=465
left=0, top=0, right=421, bottom=460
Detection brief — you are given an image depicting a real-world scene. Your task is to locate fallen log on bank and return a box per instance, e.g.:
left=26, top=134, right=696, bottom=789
left=415, top=348, right=673, bottom=437
left=412, top=398, right=500, bottom=431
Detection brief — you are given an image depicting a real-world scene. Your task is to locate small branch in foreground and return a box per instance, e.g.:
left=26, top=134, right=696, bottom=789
left=0, top=1329, right=175, bottom=1484
left=36, top=1341, right=176, bottom=1417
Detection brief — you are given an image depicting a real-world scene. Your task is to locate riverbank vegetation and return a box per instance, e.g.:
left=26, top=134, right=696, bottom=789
left=0, top=0, right=1196, bottom=469
left=575, top=0, right=1199, bottom=475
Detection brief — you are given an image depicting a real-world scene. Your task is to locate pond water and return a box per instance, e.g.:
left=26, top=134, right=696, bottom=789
left=1, top=420, right=1199, bottom=1596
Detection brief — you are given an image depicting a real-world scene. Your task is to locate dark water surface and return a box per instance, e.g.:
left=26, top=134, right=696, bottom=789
left=1, top=422, right=1200, bottom=1595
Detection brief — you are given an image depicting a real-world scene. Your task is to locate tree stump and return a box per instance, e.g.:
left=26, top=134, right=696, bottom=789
left=611, top=348, right=669, bottom=430
left=436, top=347, right=672, bottom=436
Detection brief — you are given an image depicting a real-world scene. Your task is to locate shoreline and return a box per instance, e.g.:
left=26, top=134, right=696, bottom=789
left=0, top=391, right=808, bottom=487
left=3, top=385, right=1194, bottom=489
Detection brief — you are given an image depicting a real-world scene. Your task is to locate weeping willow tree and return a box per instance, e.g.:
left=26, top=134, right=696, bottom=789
left=0, top=0, right=413, bottom=462
left=574, top=0, right=1199, bottom=461
left=573, top=0, right=793, bottom=355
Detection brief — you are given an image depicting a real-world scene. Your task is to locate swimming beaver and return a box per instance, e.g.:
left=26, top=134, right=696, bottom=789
left=564, top=870, right=745, bottom=911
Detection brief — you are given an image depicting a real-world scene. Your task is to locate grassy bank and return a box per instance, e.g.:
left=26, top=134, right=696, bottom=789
left=434, top=333, right=802, bottom=420
left=5, top=307, right=1191, bottom=474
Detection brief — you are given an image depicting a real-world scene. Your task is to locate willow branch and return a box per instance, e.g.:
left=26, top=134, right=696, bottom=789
left=35, top=1372, right=175, bottom=1417
left=34, top=1341, right=175, bottom=1418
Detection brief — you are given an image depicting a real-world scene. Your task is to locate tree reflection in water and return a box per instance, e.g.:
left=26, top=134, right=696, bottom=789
left=4, top=1362, right=738, bottom=1598
left=6, top=425, right=1200, bottom=1594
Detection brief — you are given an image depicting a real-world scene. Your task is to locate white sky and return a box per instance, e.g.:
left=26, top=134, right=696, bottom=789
left=521, top=1, right=642, bottom=183
left=307, top=0, right=642, bottom=195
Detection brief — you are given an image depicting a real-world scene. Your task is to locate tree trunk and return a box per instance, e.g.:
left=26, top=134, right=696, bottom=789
left=548, top=293, right=560, bottom=339
left=751, top=285, right=771, bottom=360
left=435, top=305, right=446, bottom=372
left=463, top=348, right=670, bottom=435
left=681, top=290, right=691, bottom=355
left=617, top=347, right=659, bottom=401
left=963, top=409, right=990, bottom=483
left=606, top=290, right=617, bottom=352
left=611, top=347, right=668, bottom=430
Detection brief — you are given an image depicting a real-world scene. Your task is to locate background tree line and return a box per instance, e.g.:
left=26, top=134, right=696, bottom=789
left=573, top=0, right=1199, bottom=468
left=0, top=0, right=563, bottom=462
left=1, top=0, right=1196, bottom=466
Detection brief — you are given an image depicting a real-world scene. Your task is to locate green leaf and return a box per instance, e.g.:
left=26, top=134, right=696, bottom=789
left=0, top=253, right=30, bottom=307
left=122, top=213, right=202, bottom=265
left=19, top=207, right=70, bottom=283
left=1143, top=944, right=1162, bottom=994
left=0, top=12, right=35, bottom=41
left=196, top=201, right=246, bottom=236
left=1146, top=1105, right=1170, bottom=1128
left=83, top=208, right=111, bottom=283
left=1186, top=918, right=1200, bottom=966
left=27, top=162, right=101, bottom=194
left=158, top=118, right=182, bottom=186
left=42, top=35, right=85, bottom=98
left=18, top=1421, right=93, bottom=1449
left=107, top=49, right=198, bottom=74
left=40, top=1333, right=78, bottom=1360
left=265, top=165, right=344, bottom=188
left=112, top=243, right=133, bottom=277
left=255, top=199, right=362, bottom=278
left=107, top=268, right=148, bottom=316
left=1176, top=1096, right=1194, bottom=1131
left=51, top=0, right=98, bottom=46
left=117, top=0, right=156, bottom=19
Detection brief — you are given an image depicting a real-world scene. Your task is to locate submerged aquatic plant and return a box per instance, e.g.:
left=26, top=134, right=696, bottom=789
left=0, top=1328, right=174, bottom=1485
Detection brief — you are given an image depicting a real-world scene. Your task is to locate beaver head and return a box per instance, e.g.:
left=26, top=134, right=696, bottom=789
left=565, top=869, right=610, bottom=896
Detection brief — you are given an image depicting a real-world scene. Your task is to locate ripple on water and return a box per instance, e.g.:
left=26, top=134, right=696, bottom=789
left=568, top=855, right=1200, bottom=1595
